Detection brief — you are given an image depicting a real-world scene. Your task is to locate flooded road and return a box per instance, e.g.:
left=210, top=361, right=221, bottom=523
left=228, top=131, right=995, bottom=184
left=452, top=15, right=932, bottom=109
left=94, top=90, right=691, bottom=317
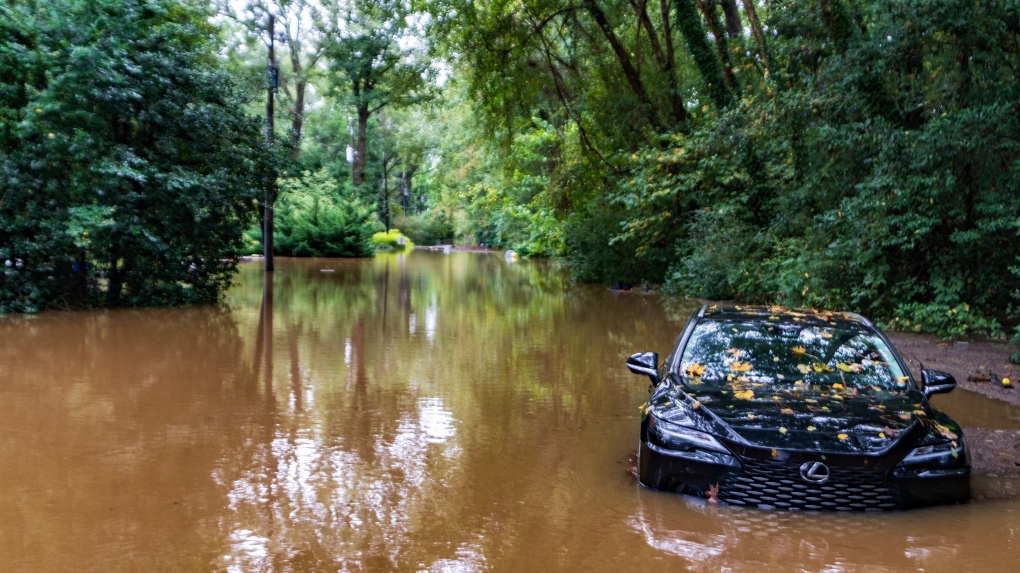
left=1, top=252, right=1019, bottom=572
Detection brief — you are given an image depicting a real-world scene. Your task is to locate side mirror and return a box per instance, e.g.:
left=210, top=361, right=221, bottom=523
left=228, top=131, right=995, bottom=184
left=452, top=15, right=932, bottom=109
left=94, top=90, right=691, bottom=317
left=921, top=369, right=956, bottom=397
left=626, top=352, right=660, bottom=385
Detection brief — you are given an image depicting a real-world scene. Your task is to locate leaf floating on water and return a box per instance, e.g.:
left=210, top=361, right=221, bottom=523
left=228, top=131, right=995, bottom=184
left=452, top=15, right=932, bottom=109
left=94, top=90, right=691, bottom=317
left=792, top=346, right=807, bottom=356
left=836, top=363, right=863, bottom=373
left=812, top=363, right=833, bottom=373
left=692, top=400, right=701, bottom=409
left=838, top=433, right=849, bottom=441
left=706, top=482, right=720, bottom=503
left=780, top=408, right=794, bottom=415
left=747, top=413, right=756, bottom=420
left=807, top=426, right=817, bottom=431
left=771, top=448, right=779, bottom=457
left=832, top=383, right=845, bottom=390
left=726, top=347, right=745, bottom=357
left=779, top=427, right=788, bottom=434
left=878, top=432, right=886, bottom=439
left=819, top=331, right=833, bottom=339
left=730, top=361, right=752, bottom=372
left=797, top=364, right=812, bottom=374
left=686, top=363, right=707, bottom=378
left=733, top=389, right=754, bottom=400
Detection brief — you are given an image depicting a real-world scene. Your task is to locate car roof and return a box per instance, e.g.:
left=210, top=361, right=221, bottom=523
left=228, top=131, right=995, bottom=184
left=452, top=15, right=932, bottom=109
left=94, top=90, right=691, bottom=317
left=700, top=304, right=874, bottom=330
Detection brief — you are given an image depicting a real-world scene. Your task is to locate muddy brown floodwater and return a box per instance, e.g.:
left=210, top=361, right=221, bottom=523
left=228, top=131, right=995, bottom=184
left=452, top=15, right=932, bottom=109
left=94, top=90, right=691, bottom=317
left=1, top=252, right=1019, bottom=572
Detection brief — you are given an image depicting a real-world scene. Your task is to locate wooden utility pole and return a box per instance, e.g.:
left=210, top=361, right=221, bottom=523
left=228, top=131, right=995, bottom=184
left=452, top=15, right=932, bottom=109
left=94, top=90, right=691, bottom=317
left=264, top=15, right=276, bottom=273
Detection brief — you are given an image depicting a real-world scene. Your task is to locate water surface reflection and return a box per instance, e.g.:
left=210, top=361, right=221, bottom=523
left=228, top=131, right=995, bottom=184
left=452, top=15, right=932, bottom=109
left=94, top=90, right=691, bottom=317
left=0, top=252, right=1018, bottom=572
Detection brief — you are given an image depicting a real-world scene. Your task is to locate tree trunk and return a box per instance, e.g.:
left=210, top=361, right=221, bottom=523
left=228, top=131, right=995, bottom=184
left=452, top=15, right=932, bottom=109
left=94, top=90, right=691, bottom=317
left=741, top=0, right=770, bottom=73
left=583, top=0, right=663, bottom=131
left=660, top=0, right=687, bottom=124
left=289, top=40, right=306, bottom=151
left=675, top=0, right=732, bottom=108
left=695, top=0, right=737, bottom=89
left=291, top=77, right=306, bottom=150
left=720, top=0, right=742, bottom=39
left=353, top=106, right=368, bottom=186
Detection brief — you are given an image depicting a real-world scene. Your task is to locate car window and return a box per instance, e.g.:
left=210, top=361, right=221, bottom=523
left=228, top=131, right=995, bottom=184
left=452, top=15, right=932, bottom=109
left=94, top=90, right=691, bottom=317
left=678, top=320, right=908, bottom=393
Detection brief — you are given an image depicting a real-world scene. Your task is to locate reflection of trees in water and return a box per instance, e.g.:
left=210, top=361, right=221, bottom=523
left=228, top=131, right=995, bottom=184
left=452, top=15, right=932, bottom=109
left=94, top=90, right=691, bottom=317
left=0, top=306, right=254, bottom=571
left=216, top=253, right=689, bottom=570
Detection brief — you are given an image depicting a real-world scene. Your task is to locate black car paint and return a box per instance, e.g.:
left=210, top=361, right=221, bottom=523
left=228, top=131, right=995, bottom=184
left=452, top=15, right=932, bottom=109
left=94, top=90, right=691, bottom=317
left=631, top=305, right=971, bottom=510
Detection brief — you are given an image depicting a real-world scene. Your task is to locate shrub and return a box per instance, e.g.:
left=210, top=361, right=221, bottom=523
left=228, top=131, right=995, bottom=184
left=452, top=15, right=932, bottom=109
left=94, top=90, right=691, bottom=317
left=371, top=229, right=414, bottom=250
left=271, top=169, right=382, bottom=258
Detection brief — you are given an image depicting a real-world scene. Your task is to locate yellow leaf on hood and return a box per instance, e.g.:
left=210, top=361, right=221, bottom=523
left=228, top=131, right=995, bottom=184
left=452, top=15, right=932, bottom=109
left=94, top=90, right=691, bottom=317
left=730, top=361, right=752, bottom=372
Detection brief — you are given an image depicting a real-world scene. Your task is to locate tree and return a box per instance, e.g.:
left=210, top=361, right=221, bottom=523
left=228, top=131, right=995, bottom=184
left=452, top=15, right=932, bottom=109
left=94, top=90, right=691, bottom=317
left=0, top=0, right=269, bottom=312
left=228, top=0, right=342, bottom=150
left=326, top=0, right=432, bottom=187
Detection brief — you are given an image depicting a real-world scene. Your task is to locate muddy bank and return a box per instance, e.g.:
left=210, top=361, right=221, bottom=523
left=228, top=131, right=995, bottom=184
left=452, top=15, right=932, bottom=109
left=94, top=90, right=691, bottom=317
left=882, top=333, right=1020, bottom=478
left=887, top=332, right=1020, bottom=407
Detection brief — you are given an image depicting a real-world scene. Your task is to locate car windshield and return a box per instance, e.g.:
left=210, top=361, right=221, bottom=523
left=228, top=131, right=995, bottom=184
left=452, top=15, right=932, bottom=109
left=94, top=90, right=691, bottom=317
left=678, top=320, right=909, bottom=393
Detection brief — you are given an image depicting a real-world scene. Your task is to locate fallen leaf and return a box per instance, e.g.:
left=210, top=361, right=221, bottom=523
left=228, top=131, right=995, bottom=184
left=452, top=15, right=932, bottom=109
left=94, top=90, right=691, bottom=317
left=838, top=433, right=848, bottom=441
left=726, top=347, right=745, bottom=357
left=812, top=362, right=833, bottom=373
left=878, top=432, right=886, bottom=439
left=686, top=363, right=706, bottom=378
left=779, top=427, right=788, bottom=434
left=832, top=383, right=845, bottom=390
left=797, top=364, right=812, bottom=374
left=730, top=361, right=752, bottom=372
left=692, top=401, right=701, bottom=409
left=733, top=389, right=754, bottom=400
left=747, top=414, right=756, bottom=420
left=807, top=426, right=817, bottom=431
left=819, top=331, right=833, bottom=339
left=771, top=448, right=779, bottom=457
left=780, top=408, right=794, bottom=415
left=705, top=482, right=720, bottom=503
left=792, top=346, right=807, bottom=356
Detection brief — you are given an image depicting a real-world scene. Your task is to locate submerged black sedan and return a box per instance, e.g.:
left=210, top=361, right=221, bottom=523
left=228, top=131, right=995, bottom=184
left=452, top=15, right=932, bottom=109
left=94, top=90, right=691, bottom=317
left=627, top=305, right=970, bottom=510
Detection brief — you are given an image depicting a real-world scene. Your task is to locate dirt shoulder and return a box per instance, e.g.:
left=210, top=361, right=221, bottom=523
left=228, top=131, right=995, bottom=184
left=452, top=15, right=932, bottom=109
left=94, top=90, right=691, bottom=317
left=886, top=332, right=1020, bottom=407
left=887, top=332, right=1020, bottom=479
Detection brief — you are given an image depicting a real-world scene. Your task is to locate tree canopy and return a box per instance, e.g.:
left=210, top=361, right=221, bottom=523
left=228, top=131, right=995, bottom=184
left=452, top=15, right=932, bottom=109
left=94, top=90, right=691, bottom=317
left=0, top=0, right=271, bottom=312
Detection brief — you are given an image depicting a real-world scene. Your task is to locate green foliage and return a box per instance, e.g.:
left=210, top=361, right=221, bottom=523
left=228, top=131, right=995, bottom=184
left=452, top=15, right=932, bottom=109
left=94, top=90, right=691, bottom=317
left=394, top=213, right=454, bottom=246
left=270, top=169, right=382, bottom=257
left=371, top=229, right=414, bottom=250
left=0, top=0, right=268, bottom=313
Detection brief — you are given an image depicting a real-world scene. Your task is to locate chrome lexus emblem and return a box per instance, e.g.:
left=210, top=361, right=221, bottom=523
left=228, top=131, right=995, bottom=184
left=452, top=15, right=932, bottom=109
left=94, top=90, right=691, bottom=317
left=799, top=461, right=830, bottom=484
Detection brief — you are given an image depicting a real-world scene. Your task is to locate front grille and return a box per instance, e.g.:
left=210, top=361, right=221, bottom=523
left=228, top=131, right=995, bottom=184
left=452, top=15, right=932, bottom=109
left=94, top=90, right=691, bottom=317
left=717, top=458, right=901, bottom=511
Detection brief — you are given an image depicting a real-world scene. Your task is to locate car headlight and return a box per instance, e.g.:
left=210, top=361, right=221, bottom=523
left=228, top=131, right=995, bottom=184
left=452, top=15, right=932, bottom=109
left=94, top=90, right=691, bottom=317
left=898, top=440, right=964, bottom=469
left=649, top=415, right=730, bottom=454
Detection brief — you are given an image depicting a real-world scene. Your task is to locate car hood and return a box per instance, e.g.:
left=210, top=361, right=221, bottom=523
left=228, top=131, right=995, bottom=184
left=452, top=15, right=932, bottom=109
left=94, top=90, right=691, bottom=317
left=659, top=385, right=932, bottom=454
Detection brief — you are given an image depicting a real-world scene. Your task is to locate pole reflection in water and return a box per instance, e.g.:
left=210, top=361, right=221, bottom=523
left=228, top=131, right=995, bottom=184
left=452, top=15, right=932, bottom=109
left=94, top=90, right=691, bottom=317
left=0, top=252, right=1018, bottom=572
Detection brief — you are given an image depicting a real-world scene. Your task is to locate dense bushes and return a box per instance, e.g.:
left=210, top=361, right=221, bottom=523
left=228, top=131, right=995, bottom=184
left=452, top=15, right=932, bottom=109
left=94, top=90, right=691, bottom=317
left=0, top=0, right=268, bottom=312
left=428, top=0, right=1020, bottom=337
left=616, top=0, right=1020, bottom=337
left=394, top=213, right=454, bottom=245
